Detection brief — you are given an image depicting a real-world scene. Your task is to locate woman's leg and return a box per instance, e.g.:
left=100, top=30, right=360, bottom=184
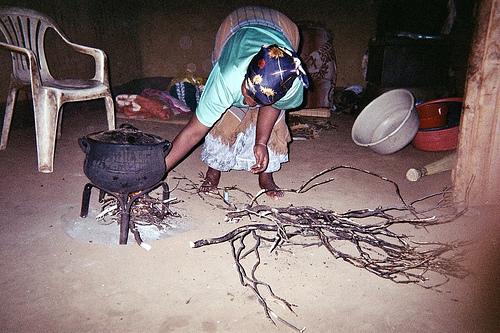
left=200, top=108, right=245, bottom=192
left=258, top=172, right=284, bottom=199
left=199, top=167, right=221, bottom=193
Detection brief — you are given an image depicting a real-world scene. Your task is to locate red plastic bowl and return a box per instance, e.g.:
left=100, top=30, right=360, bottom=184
left=412, top=126, right=459, bottom=151
left=416, top=97, right=463, bottom=129
left=417, top=102, right=448, bottom=129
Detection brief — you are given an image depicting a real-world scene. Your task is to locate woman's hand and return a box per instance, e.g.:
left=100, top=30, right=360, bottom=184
left=251, top=143, right=269, bottom=173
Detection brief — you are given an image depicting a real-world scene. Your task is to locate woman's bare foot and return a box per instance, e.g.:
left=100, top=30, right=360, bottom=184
left=199, top=167, right=221, bottom=193
left=258, top=172, right=284, bottom=199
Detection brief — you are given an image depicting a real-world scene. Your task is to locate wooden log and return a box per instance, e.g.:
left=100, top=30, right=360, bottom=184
left=453, top=0, right=500, bottom=206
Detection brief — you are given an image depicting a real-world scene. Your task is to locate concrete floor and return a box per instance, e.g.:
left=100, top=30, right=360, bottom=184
left=0, top=104, right=498, bottom=332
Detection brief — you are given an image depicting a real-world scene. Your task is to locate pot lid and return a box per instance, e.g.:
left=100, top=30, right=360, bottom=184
left=86, top=124, right=166, bottom=145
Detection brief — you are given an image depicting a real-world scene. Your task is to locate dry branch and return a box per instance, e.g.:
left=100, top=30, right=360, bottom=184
left=187, top=165, right=469, bottom=331
left=97, top=192, right=182, bottom=230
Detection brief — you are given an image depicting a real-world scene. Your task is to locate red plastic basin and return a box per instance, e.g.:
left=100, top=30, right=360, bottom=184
left=412, top=126, right=459, bottom=151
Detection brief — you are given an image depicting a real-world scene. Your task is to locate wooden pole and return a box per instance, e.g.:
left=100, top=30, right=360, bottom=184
left=407, top=152, right=457, bottom=182
left=453, top=0, right=500, bottom=207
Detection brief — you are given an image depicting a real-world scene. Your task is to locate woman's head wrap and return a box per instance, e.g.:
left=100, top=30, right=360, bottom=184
left=245, top=44, right=309, bottom=106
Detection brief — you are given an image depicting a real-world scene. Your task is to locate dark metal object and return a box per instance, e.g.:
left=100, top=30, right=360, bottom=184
left=79, top=124, right=171, bottom=193
left=80, top=181, right=170, bottom=245
left=78, top=124, right=172, bottom=246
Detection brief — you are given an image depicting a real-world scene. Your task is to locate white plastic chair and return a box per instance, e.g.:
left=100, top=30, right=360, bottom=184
left=0, top=7, right=115, bottom=173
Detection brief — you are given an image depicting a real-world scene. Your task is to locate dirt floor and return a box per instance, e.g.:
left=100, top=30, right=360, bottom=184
left=0, top=105, right=498, bottom=333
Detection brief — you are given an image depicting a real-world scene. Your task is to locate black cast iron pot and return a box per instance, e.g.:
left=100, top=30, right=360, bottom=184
left=79, top=124, right=171, bottom=193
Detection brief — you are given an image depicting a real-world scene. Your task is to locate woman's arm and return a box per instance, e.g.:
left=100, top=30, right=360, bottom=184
left=251, top=105, right=281, bottom=173
left=165, top=115, right=211, bottom=172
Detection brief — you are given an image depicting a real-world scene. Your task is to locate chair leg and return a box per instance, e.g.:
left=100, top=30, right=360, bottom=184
left=0, top=85, right=19, bottom=150
left=104, top=94, right=116, bottom=130
left=33, top=96, right=60, bottom=173
left=57, top=105, right=64, bottom=139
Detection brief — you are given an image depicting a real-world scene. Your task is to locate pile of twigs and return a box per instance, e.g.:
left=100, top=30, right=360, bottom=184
left=185, top=166, right=469, bottom=332
left=97, top=193, right=181, bottom=230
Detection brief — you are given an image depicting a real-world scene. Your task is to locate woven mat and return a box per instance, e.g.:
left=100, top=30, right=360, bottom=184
left=116, top=112, right=192, bottom=125
left=290, top=107, right=331, bottom=118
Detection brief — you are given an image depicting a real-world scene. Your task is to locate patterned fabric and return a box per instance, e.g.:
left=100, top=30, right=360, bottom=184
left=245, top=44, right=309, bottom=105
left=201, top=107, right=290, bottom=173
left=299, top=23, right=337, bottom=109
left=168, top=82, right=203, bottom=112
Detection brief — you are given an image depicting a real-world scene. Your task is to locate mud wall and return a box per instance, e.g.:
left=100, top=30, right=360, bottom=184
left=0, top=0, right=376, bottom=102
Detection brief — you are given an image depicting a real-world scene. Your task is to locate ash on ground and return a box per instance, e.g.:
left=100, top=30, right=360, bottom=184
left=64, top=191, right=188, bottom=246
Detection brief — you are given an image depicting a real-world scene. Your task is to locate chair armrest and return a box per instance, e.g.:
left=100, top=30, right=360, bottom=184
left=52, top=28, right=109, bottom=84
left=0, top=41, right=43, bottom=91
